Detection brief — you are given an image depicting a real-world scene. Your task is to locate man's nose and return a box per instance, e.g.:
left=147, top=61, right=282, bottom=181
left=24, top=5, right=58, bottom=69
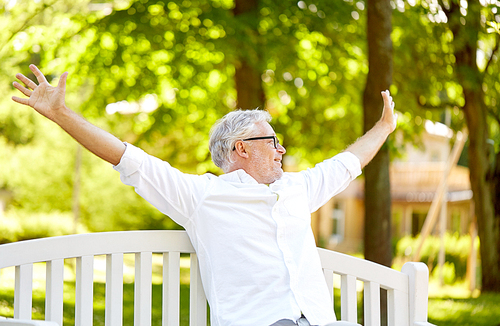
left=277, top=143, right=286, bottom=154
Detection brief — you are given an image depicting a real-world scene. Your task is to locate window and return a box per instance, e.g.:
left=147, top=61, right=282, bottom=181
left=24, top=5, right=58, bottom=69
left=330, top=201, right=345, bottom=244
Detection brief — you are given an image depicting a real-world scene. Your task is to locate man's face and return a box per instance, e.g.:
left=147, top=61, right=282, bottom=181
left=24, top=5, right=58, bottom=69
left=243, top=121, right=286, bottom=184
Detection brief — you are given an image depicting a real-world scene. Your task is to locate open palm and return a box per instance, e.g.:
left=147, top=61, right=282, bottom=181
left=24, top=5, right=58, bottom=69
left=380, top=90, right=397, bottom=132
left=12, top=64, right=68, bottom=121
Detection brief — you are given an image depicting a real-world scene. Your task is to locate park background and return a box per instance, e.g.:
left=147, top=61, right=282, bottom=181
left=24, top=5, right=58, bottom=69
left=0, top=0, right=500, bottom=324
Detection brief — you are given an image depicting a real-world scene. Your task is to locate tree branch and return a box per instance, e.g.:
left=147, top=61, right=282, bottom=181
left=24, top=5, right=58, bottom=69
left=0, top=0, right=64, bottom=57
left=483, top=34, right=500, bottom=77
left=437, top=0, right=451, bottom=17
left=416, top=95, right=463, bottom=110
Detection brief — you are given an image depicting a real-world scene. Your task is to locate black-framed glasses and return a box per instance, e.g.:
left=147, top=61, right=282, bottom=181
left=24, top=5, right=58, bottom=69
left=233, top=135, right=280, bottom=150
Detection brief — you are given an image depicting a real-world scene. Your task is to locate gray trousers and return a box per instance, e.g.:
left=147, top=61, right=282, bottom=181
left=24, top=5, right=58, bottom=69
left=269, top=317, right=361, bottom=326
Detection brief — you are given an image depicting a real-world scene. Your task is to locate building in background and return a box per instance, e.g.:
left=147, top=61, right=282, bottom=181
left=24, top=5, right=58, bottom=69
left=311, top=120, right=473, bottom=253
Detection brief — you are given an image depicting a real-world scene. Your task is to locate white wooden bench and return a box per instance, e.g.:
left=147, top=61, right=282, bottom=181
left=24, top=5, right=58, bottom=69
left=0, top=231, right=435, bottom=326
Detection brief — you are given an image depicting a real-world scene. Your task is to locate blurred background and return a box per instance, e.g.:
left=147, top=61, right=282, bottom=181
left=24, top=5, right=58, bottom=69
left=0, top=0, right=499, bottom=324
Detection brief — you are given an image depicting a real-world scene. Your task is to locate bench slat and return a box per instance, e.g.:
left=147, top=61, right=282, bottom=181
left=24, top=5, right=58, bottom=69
left=318, top=248, right=407, bottom=293
left=105, top=253, right=124, bottom=326
left=75, top=256, right=94, bottom=326
left=163, top=252, right=180, bottom=326
left=14, top=264, right=33, bottom=320
left=189, top=253, right=206, bottom=326
left=387, top=289, right=408, bottom=326
left=45, top=259, right=64, bottom=325
left=134, top=252, right=152, bottom=326
left=340, top=274, right=357, bottom=323
left=363, top=281, right=380, bottom=326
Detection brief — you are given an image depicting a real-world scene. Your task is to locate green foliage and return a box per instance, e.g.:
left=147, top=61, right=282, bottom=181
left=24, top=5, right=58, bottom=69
left=392, top=0, right=500, bottom=147
left=391, top=2, right=464, bottom=149
left=395, top=233, right=478, bottom=282
left=55, top=0, right=237, bottom=173
left=1, top=0, right=499, bottom=234
left=431, top=261, right=457, bottom=285
left=47, top=0, right=369, bottom=168
left=0, top=0, right=374, bottom=232
left=259, top=0, right=367, bottom=166
left=0, top=106, right=37, bottom=145
left=0, top=117, right=75, bottom=213
left=0, top=211, right=78, bottom=244
left=0, top=112, right=179, bottom=233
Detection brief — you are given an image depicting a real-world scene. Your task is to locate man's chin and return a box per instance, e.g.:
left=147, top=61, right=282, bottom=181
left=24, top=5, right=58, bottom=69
left=269, top=169, right=283, bottom=184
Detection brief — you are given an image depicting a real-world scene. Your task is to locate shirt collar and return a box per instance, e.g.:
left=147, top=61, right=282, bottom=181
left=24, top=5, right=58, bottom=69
left=219, top=169, right=287, bottom=189
left=219, top=169, right=259, bottom=185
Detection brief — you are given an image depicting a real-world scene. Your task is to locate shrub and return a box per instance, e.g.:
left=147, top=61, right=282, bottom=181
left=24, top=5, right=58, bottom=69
left=395, top=233, right=479, bottom=281
left=431, top=261, right=456, bottom=284
left=0, top=210, right=87, bottom=244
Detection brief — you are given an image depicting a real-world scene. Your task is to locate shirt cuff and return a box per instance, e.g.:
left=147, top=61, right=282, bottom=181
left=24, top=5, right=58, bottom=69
left=113, top=143, right=145, bottom=177
left=336, top=151, right=362, bottom=179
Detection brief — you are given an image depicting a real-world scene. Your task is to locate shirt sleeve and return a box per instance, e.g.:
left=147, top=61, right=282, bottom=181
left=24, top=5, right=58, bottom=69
left=298, top=151, right=362, bottom=213
left=113, top=143, right=210, bottom=227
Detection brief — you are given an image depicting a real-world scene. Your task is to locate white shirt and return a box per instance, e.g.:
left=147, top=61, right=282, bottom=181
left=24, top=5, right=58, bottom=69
left=114, top=143, right=362, bottom=326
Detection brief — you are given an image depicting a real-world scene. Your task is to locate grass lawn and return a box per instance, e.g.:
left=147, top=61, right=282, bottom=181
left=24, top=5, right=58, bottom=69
left=426, top=281, right=500, bottom=326
left=428, top=293, right=500, bottom=326
left=0, top=282, right=194, bottom=326
left=2, top=283, right=500, bottom=325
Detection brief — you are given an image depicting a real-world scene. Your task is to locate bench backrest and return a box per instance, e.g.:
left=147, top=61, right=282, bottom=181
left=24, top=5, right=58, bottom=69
left=0, top=231, right=433, bottom=326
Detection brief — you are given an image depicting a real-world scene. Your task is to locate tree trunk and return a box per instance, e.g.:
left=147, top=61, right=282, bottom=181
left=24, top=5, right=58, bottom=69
left=72, top=144, right=82, bottom=234
left=363, top=1, right=393, bottom=323
left=491, top=151, right=500, bottom=285
left=449, top=0, right=500, bottom=292
left=233, top=0, right=265, bottom=110
left=363, top=0, right=393, bottom=268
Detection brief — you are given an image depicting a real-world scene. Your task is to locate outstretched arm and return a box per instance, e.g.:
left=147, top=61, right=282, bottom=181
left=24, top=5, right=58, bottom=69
left=12, top=64, right=126, bottom=165
left=345, top=90, right=397, bottom=168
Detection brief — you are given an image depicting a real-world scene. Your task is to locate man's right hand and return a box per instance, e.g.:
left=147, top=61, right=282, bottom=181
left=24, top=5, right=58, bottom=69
left=11, top=64, right=126, bottom=166
left=12, top=64, right=68, bottom=122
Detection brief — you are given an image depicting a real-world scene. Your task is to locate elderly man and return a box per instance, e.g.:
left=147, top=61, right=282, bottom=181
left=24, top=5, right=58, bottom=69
left=12, top=65, right=396, bottom=326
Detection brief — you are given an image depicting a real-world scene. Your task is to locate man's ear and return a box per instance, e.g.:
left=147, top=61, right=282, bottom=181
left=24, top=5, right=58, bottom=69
left=234, top=141, right=249, bottom=158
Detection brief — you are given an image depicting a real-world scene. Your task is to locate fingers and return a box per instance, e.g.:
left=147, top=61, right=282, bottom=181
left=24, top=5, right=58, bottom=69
left=11, top=96, right=29, bottom=106
left=381, top=90, right=395, bottom=110
left=15, top=73, right=38, bottom=90
left=13, top=81, right=32, bottom=97
left=29, top=64, right=48, bottom=84
left=381, top=89, right=392, bottom=102
left=57, top=71, right=68, bottom=91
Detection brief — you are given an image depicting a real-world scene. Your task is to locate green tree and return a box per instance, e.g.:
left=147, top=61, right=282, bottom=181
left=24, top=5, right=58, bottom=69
left=393, top=0, right=500, bottom=291
left=257, top=0, right=367, bottom=165
left=63, top=0, right=366, bottom=166
left=447, top=0, right=500, bottom=292
left=2, top=0, right=369, bottom=233
left=0, top=0, right=92, bottom=145
left=0, top=0, right=185, bottom=232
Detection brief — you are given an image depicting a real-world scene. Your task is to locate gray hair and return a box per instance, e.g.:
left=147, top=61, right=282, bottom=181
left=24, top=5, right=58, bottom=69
left=209, top=109, right=272, bottom=172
